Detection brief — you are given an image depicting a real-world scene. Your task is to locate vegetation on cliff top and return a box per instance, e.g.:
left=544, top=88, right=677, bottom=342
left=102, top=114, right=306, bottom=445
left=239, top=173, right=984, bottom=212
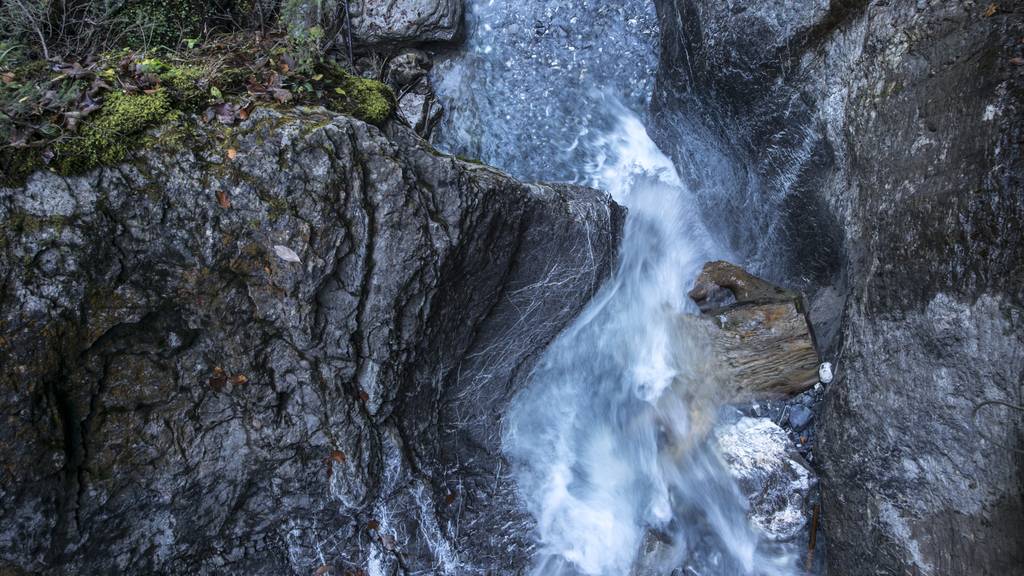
left=1, top=1, right=396, bottom=187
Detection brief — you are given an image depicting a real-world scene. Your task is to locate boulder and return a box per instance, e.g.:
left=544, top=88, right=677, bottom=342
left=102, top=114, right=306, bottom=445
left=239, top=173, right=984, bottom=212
left=349, top=0, right=463, bottom=48
left=0, top=107, right=623, bottom=574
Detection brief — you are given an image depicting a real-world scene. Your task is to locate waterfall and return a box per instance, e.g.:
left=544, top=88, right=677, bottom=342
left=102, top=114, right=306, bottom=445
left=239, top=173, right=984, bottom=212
left=434, top=1, right=802, bottom=573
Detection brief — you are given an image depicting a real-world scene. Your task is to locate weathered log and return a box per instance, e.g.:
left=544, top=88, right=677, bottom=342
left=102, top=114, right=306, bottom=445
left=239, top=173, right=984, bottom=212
left=684, top=261, right=820, bottom=400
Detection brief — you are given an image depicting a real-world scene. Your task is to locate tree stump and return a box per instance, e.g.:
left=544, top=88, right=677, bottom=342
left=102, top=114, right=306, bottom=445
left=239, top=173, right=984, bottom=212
left=683, top=261, right=820, bottom=400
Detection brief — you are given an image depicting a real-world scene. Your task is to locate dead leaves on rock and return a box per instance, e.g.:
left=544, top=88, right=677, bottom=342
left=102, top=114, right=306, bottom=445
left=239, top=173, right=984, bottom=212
left=983, top=3, right=998, bottom=17
left=325, top=450, right=347, bottom=479
left=202, top=100, right=256, bottom=125
left=216, top=190, right=231, bottom=208
left=208, top=366, right=249, bottom=390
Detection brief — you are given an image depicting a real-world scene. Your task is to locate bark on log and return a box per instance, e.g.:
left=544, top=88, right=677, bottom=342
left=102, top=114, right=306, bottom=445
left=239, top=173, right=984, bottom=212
left=684, top=261, right=820, bottom=400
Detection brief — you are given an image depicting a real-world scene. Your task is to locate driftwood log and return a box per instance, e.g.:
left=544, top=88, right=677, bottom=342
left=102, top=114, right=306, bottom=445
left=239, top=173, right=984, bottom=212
left=683, top=261, right=820, bottom=400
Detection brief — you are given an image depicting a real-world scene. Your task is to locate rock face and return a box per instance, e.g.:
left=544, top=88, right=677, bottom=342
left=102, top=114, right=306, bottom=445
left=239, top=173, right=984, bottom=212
left=0, top=107, right=623, bottom=574
left=653, top=1, right=1023, bottom=574
left=350, top=0, right=463, bottom=48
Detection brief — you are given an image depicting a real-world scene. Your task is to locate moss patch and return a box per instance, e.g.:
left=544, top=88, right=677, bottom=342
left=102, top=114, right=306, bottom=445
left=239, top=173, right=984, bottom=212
left=54, top=90, right=173, bottom=175
left=319, top=63, right=396, bottom=126
left=159, top=65, right=210, bottom=109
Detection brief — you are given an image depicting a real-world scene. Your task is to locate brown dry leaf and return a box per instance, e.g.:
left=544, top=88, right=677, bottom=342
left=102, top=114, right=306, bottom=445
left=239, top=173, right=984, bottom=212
left=209, top=366, right=228, bottom=389
left=227, top=147, right=238, bottom=161
left=445, top=492, right=456, bottom=505
left=313, top=565, right=333, bottom=576
left=367, top=519, right=380, bottom=531
left=216, top=190, right=231, bottom=208
left=1011, top=57, right=1024, bottom=65
left=358, top=390, right=370, bottom=402
left=983, top=3, right=997, bottom=16
left=1, top=72, right=14, bottom=84
left=231, top=374, right=248, bottom=385
left=329, top=450, right=346, bottom=463
left=270, top=87, right=292, bottom=103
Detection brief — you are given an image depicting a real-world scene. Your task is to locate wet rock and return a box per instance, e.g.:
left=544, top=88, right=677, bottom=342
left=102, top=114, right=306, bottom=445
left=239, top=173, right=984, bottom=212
left=0, top=107, right=623, bottom=574
left=653, top=0, right=1024, bottom=574
left=715, top=417, right=813, bottom=542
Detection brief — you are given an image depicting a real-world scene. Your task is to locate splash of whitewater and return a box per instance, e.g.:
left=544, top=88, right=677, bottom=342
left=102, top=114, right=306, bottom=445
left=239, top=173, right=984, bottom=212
left=501, top=100, right=796, bottom=575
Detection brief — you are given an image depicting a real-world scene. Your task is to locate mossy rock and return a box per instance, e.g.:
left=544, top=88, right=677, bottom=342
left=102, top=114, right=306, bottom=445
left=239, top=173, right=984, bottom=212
left=318, top=63, right=396, bottom=126
left=54, top=89, right=173, bottom=175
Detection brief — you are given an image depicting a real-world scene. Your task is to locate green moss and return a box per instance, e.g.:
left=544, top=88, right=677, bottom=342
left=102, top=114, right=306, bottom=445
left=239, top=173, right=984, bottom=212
left=0, top=147, right=44, bottom=188
left=54, top=89, right=173, bottom=175
left=266, top=196, right=289, bottom=221
left=319, top=64, right=396, bottom=126
left=159, top=65, right=208, bottom=109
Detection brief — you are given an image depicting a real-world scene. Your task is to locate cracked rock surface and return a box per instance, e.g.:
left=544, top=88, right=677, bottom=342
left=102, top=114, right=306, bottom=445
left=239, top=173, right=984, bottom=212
left=0, top=107, right=623, bottom=574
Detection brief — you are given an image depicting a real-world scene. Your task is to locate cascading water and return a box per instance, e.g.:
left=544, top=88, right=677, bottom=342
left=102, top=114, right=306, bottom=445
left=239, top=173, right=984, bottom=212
left=434, top=1, right=804, bottom=574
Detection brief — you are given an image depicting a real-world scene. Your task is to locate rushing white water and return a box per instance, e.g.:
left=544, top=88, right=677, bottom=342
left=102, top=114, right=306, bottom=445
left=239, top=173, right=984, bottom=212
left=433, top=1, right=804, bottom=573
left=501, top=99, right=795, bottom=576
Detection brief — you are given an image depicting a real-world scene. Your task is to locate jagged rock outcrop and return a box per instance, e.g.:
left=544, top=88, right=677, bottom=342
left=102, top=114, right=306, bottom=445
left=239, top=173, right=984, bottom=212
left=0, top=107, right=623, bottom=574
left=653, top=1, right=1023, bottom=574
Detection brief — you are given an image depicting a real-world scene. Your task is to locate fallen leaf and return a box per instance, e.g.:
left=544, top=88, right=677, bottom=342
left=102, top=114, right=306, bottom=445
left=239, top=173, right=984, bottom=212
left=984, top=3, right=997, bottom=16
left=209, top=366, right=228, bottom=389
left=216, top=189, right=231, bottom=208
left=270, top=87, right=292, bottom=103
left=1, top=72, right=14, bottom=84
left=1011, top=57, right=1024, bottom=65
left=367, top=519, right=380, bottom=531
left=313, top=565, right=333, bottom=576
left=227, top=147, right=238, bottom=160
left=329, top=450, right=346, bottom=463
left=273, top=244, right=302, bottom=263
left=231, top=374, right=248, bottom=385
left=445, top=492, right=456, bottom=505
left=358, top=389, right=370, bottom=402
